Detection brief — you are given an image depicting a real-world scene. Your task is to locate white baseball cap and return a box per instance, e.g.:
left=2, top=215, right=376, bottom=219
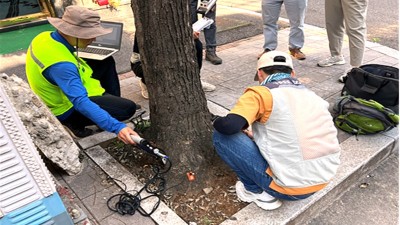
left=255, top=51, right=293, bottom=81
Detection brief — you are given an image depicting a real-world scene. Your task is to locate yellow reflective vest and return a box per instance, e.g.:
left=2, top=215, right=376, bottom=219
left=26, top=32, right=105, bottom=116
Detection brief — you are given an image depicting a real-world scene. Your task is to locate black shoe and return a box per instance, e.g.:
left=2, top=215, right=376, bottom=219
left=205, top=48, right=222, bottom=65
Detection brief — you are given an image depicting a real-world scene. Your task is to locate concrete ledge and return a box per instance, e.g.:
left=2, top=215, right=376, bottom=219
left=77, top=101, right=228, bottom=150
left=76, top=130, right=116, bottom=150
left=207, top=100, right=229, bottom=116
left=76, top=122, right=136, bottom=150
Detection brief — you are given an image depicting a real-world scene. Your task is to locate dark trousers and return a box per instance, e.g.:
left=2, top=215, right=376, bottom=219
left=189, top=0, right=217, bottom=49
left=63, top=57, right=137, bottom=130
left=194, top=38, right=203, bottom=70
left=86, top=56, right=121, bottom=97
left=62, top=94, right=138, bottom=130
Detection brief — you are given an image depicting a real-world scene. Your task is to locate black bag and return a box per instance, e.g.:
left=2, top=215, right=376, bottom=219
left=341, top=64, right=399, bottom=113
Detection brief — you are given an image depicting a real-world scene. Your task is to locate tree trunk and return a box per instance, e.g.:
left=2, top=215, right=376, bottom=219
left=130, top=0, right=216, bottom=192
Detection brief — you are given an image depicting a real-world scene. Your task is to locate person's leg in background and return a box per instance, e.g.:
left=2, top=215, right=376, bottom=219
left=130, top=36, right=148, bottom=99
left=86, top=56, right=121, bottom=97
left=336, top=0, right=368, bottom=83
left=285, top=0, right=307, bottom=60
left=261, top=0, right=282, bottom=53
left=195, top=37, right=215, bottom=91
left=204, top=4, right=222, bottom=65
left=189, top=0, right=222, bottom=65
left=317, top=0, right=347, bottom=68
left=190, top=0, right=199, bottom=24
left=343, top=0, right=367, bottom=68
left=195, top=38, right=203, bottom=70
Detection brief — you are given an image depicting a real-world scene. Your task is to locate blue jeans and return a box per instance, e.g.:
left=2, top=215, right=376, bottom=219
left=212, top=130, right=314, bottom=201
left=189, top=0, right=217, bottom=49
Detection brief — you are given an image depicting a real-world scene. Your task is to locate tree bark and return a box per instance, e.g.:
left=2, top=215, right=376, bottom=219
left=130, top=0, right=215, bottom=192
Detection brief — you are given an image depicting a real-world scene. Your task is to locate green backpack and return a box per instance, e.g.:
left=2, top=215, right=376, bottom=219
left=333, top=95, right=399, bottom=135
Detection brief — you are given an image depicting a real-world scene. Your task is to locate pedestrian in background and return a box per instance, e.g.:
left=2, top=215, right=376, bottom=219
left=317, top=0, right=368, bottom=83
left=189, top=0, right=223, bottom=65
left=260, top=0, right=307, bottom=60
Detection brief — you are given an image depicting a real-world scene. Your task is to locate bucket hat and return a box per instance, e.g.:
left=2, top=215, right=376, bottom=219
left=47, top=5, right=112, bottom=39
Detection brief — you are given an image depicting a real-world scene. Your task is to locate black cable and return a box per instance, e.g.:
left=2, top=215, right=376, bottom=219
left=106, top=157, right=171, bottom=217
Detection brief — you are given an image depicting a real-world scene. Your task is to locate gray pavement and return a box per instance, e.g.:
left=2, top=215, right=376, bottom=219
left=308, top=151, right=399, bottom=225
left=0, top=2, right=398, bottom=225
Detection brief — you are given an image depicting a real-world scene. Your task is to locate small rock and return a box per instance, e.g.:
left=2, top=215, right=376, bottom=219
left=56, top=141, right=64, bottom=149
left=189, top=222, right=197, bottom=225
left=203, top=187, right=213, bottom=195
left=70, top=208, right=81, bottom=219
left=359, top=183, right=369, bottom=188
left=227, top=185, right=236, bottom=193
left=214, top=172, right=224, bottom=177
left=164, top=193, right=172, bottom=200
left=38, top=119, right=49, bottom=129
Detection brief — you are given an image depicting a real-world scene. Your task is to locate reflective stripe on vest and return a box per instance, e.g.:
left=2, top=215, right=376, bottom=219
left=26, top=32, right=105, bottom=116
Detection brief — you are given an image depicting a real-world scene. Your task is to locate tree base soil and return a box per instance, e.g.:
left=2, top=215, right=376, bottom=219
left=103, top=140, right=248, bottom=225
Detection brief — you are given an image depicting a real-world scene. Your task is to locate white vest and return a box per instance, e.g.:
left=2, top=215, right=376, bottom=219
left=253, top=78, right=341, bottom=189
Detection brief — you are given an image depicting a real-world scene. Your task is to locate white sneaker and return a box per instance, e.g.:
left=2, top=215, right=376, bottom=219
left=235, top=181, right=282, bottom=210
left=339, top=66, right=357, bottom=83
left=201, top=80, right=216, bottom=92
left=317, top=55, right=346, bottom=67
left=338, top=73, right=347, bottom=83
left=139, top=80, right=149, bottom=99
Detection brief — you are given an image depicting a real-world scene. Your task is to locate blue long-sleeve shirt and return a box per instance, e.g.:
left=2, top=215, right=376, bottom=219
left=42, top=32, right=126, bottom=134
